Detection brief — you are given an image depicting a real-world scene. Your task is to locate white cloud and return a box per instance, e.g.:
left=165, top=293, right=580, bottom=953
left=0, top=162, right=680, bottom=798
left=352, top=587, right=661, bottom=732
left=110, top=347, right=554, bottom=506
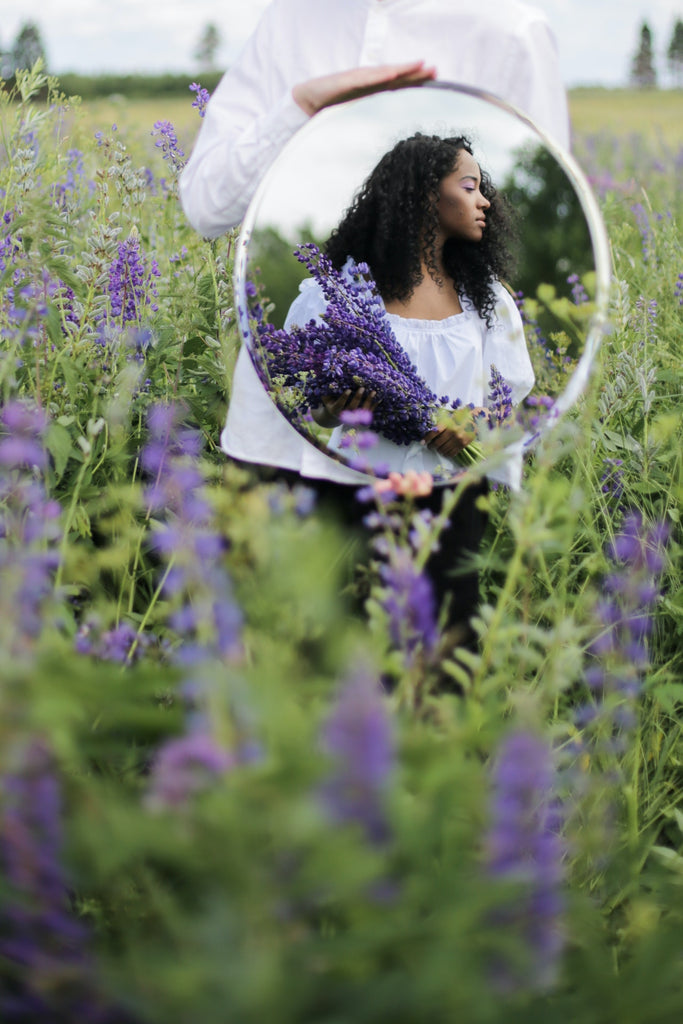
left=0, top=0, right=679, bottom=83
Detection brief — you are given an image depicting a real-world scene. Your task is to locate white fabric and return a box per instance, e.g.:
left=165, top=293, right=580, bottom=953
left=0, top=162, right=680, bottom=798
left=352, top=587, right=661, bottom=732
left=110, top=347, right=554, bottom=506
left=180, top=0, right=570, bottom=236
left=275, top=268, right=534, bottom=486
left=223, top=277, right=530, bottom=484
left=180, top=0, right=567, bottom=484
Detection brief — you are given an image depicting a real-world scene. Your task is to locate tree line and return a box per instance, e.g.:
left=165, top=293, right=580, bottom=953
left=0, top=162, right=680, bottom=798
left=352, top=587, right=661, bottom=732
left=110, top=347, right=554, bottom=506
left=0, top=19, right=224, bottom=96
left=631, top=19, right=683, bottom=88
left=2, top=17, right=682, bottom=93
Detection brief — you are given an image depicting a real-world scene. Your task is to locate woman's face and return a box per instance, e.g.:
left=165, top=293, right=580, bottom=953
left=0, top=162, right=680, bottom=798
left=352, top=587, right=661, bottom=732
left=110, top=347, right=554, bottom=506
left=435, top=150, right=491, bottom=243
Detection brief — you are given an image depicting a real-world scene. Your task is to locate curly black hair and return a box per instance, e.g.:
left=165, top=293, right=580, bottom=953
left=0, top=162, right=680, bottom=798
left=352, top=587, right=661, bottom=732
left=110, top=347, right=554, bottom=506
left=325, top=133, right=516, bottom=326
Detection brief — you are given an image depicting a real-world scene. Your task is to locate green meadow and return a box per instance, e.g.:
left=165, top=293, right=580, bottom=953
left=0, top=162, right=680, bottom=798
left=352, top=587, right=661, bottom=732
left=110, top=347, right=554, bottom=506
left=0, top=66, right=681, bottom=1022
left=69, top=86, right=683, bottom=150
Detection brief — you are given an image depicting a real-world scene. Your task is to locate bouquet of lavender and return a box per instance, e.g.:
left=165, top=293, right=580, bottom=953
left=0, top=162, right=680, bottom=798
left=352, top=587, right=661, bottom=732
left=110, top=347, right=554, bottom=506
left=252, top=244, right=443, bottom=446
left=251, top=244, right=515, bottom=453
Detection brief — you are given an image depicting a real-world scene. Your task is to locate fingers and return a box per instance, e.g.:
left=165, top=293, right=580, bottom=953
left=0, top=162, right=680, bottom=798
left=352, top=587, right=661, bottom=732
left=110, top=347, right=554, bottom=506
left=321, top=388, right=377, bottom=425
left=293, top=63, right=437, bottom=116
left=424, top=426, right=470, bottom=458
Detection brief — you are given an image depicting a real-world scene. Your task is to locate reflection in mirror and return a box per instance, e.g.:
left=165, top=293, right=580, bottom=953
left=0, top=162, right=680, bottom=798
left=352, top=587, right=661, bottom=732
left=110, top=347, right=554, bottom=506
left=235, top=85, right=610, bottom=484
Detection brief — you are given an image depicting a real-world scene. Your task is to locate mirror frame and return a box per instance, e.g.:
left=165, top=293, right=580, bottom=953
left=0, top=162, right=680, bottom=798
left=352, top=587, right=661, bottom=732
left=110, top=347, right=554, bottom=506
left=233, top=81, right=612, bottom=482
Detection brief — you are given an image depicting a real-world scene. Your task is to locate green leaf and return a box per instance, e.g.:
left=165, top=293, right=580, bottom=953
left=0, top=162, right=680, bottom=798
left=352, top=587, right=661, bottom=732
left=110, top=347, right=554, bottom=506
left=45, top=420, right=74, bottom=480
left=71, top=503, right=91, bottom=538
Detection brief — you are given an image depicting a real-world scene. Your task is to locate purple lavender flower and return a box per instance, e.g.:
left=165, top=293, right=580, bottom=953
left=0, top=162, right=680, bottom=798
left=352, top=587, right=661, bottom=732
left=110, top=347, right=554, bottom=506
left=487, top=364, right=513, bottom=426
left=107, top=233, right=160, bottom=324
left=1, top=402, right=62, bottom=654
left=0, top=739, right=114, bottom=1021
left=141, top=404, right=243, bottom=665
left=580, top=511, right=669, bottom=749
left=0, top=401, right=48, bottom=469
left=252, top=244, right=459, bottom=447
left=146, top=732, right=234, bottom=808
left=675, top=272, right=683, bottom=307
left=380, top=549, right=438, bottom=659
left=320, top=664, right=395, bottom=844
left=485, top=730, right=565, bottom=991
left=189, top=82, right=211, bottom=118
left=567, top=272, right=589, bottom=305
left=152, top=119, right=186, bottom=174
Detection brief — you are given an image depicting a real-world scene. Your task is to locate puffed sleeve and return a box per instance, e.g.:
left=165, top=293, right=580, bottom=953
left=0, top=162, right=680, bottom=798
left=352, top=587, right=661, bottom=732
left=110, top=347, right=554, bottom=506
left=179, top=7, right=308, bottom=237
left=484, top=283, right=535, bottom=406
left=284, top=277, right=328, bottom=329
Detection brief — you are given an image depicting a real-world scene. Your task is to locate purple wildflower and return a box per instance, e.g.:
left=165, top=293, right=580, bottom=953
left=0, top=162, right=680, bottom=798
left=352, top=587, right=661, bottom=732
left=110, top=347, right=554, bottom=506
left=0, top=739, right=114, bottom=1021
left=380, top=549, right=438, bottom=659
left=252, top=244, right=466, bottom=448
left=74, top=618, right=154, bottom=664
left=487, top=364, right=513, bottom=426
left=633, top=295, right=658, bottom=345
left=189, top=82, right=211, bottom=118
left=600, top=457, right=624, bottom=506
left=142, top=404, right=243, bottom=664
left=320, top=664, right=395, bottom=844
left=152, top=119, right=186, bottom=174
left=675, top=272, right=683, bottom=306
left=485, top=730, right=565, bottom=991
left=580, top=511, right=669, bottom=750
left=567, top=272, right=589, bottom=305
left=0, top=401, right=48, bottom=469
left=107, top=233, right=160, bottom=324
left=0, top=403, right=62, bottom=655
left=146, top=733, right=234, bottom=809
left=339, top=408, right=374, bottom=427
left=51, top=148, right=86, bottom=212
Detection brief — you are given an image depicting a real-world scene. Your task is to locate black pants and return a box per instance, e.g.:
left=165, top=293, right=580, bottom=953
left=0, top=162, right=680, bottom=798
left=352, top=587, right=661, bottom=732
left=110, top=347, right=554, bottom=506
left=231, top=461, right=488, bottom=638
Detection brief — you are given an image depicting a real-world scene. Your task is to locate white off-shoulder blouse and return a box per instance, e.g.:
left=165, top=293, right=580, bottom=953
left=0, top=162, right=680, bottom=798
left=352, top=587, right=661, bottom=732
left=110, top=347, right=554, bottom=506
left=222, top=269, right=534, bottom=486
left=282, top=270, right=535, bottom=482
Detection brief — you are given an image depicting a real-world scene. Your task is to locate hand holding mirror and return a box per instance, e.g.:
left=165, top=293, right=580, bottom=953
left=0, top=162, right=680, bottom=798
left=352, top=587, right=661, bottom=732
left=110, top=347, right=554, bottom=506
left=232, top=84, right=610, bottom=486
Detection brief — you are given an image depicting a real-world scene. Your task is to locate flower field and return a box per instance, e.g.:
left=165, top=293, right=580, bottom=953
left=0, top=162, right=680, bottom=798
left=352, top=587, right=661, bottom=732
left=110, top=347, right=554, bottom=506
left=0, top=65, right=681, bottom=1022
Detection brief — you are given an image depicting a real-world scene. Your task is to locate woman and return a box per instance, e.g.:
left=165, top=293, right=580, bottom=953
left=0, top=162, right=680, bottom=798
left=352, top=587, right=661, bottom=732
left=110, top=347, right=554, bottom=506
left=282, top=133, right=534, bottom=643
left=286, top=133, right=534, bottom=478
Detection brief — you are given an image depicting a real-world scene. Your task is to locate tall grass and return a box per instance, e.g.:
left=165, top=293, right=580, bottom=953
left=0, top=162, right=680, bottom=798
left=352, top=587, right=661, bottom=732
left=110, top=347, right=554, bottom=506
left=0, top=65, right=681, bottom=1022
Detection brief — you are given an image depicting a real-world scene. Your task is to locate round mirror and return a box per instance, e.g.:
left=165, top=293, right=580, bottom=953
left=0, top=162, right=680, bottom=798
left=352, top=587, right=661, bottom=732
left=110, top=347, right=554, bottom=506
left=233, top=83, right=611, bottom=486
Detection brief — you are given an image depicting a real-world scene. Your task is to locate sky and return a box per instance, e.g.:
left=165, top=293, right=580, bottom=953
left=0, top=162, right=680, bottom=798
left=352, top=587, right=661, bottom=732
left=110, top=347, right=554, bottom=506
left=0, top=0, right=681, bottom=88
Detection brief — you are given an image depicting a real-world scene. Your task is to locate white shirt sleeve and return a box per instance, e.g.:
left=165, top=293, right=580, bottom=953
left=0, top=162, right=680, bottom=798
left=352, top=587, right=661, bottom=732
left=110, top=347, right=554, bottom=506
left=283, top=278, right=328, bottom=330
left=484, top=283, right=535, bottom=406
left=179, top=9, right=309, bottom=237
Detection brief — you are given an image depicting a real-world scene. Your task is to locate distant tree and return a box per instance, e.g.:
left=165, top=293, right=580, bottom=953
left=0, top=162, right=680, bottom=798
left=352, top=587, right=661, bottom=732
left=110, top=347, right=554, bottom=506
left=11, top=20, right=47, bottom=73
left=667, top=19, right=683, bottom=87
left=630, top=22, right=657, bottom=89
left=502, top=143, right=593, bottom=302
left=194, top=23, right=221, bottom=71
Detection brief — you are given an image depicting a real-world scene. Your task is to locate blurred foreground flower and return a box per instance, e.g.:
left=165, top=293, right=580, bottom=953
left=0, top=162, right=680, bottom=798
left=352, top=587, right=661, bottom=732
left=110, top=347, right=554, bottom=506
left=143, top=403, right=243, bottom=665
left=485, top=730, right=565, bottom=992
left=0, top=401, right=61, bottom=659
left=0, top=739, right=118, bottom=1022
left=380, top=549, right=438, bottom=661
left=320, top=664, right=395, bottom=845
left=146, top=733, right=234, bottom=810
left=584, top=511, right=670, bottom=737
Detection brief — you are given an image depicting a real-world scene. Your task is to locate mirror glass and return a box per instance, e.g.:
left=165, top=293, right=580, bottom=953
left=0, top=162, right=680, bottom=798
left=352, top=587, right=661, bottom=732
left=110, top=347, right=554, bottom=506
left=234, top=83, right=611, bottom=485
